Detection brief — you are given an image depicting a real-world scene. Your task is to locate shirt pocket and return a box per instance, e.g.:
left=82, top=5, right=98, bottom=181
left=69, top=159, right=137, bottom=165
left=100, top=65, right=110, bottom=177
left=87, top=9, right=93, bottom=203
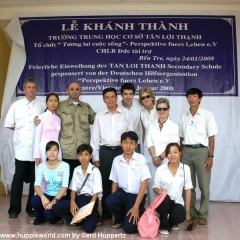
left=196, top=121, right=206, bottom=135
left=117, top=121, right=127, bottom=133
left=15, top=114, right=25, bottom=129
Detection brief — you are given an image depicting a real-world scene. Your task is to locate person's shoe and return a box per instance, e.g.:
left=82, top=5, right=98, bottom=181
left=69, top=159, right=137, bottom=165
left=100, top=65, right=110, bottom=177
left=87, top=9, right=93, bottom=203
left=96, top=216, right=103, bottom=226
left=27, top=210, right=35, bottom=217
left=56, top=218, right=64, bottom=224
left=198, top=217, right=208, bottom=225
left=112, top=223, right=122, bottom=229
left=159, top=230, right=169, bottom=235
left=172, top=224, right=180, bottom=231
left=9, top=213, right=18, bottom=218
left=187, top=217, right=199, bottom=231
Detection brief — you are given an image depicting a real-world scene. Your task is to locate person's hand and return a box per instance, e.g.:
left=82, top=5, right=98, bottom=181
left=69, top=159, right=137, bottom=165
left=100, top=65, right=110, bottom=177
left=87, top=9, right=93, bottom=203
left=45, top=201, right=53, bottom=210
left=36, top=158, right=42, bottom=166
left=204, top=157, right=213, bottom=171
left=94, top=161, right=100, bottom=168
left=126, top=206, right=139, bottom=225
left=70, top=201, right=79, bottom=217
left=152, top=156, right=161, bottom=167
left=185, top=212, right=191, bottom=221
left=41, top=195, right=50, bottom=209
left=34, top=116, right=41, bottom=126
left=158, top=188, right=166, bottom=195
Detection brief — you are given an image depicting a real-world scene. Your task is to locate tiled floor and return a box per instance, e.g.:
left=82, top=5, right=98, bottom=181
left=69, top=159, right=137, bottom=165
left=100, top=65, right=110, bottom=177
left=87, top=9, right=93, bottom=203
left=0, top=195, right=239, bottom=240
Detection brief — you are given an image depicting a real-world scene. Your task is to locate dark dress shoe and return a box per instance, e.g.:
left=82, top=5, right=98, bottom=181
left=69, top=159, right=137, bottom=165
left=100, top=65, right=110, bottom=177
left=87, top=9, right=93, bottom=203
left=9, top=213, right=18, bottom=218
left=27, top=211, right=35, bottom=217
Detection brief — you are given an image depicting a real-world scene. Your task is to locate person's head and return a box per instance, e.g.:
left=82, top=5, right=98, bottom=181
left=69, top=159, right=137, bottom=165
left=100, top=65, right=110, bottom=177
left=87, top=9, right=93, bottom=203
left=120, top=83, right=135, bottom=105
left=186, top=88, right=202, bottom=107
left=103, top=87, right=118, bottom=109
left=156, top=98, right=170, bottom=120
left=45, top=93, right=59, bottom=113
left=23, top=77, right=37, bottom=101
left=120, top=131, right=138, bottom=155
left=165, top=143, right=181, bottom=163
left=45, top=141, right=59, bottom=161
left=77, top=144, right=93, bottom=165
left=139, top=87, right=155, bottom=109
left=67, top=82, right=81, bottom=102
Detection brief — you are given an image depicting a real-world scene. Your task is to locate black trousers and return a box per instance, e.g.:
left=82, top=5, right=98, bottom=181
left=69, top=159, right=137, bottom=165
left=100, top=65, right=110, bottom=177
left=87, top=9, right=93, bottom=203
left=8, top=159, right=35, bottom=215
left=62, top=159, right=79, bottom=198
left=99, top=146, right=123, bottom=218
left=156, top=194, right=186, bottom=232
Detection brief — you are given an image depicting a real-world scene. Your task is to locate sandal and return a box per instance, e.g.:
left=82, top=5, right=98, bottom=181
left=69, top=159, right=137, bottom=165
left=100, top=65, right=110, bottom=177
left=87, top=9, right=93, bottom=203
left=187, top=217, right=199, bottom=231
left=111, top=223, right=122, bottom=229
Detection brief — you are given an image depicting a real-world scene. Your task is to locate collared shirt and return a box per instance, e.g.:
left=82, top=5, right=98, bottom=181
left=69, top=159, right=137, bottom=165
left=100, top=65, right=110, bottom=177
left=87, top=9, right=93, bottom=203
left=118, top=98, right=144, bottom=143
left=153, top=163, right=193, bottom=206
left=4, top=97, right=45, bottom=161
left=179, top=107, right=218, bottom=146
left=90, top=106, right=133, bottom=161
left=146, top=118, right=179, bottom=163
left=56, top=98, right=96, bottom=159
left=69, top=163, right=102, bottom=198
left=140, top=106, right=158, bottom=147
left=34, top=110, right=61, bottom=159
left=109, top=152, right=151, bottom=194
left=35, top=161, right=69, bottom=196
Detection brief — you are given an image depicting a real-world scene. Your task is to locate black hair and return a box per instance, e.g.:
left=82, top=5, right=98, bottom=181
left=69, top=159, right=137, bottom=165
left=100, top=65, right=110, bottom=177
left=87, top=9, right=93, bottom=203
left=46, top=141, right=59, bottom=152
left=120, top=83, right=136, bottom=94
left=103, top=87, right=117, bottom=97
left=121, top=131, right=138, bottom=143
left=186, top=88, right=203, bottom=98
left=77, top=144, right=93, bottom=155
left=45, top=93, right=59, bottom=112
left=165, top=142, right=181, bottom=156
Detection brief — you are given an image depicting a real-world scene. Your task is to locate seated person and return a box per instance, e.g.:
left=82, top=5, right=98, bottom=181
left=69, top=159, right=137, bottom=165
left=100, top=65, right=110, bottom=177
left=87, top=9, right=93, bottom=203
left=105, top=131, right=151, bottom=234
left=31, top=141, right=69, bottom=225
left=52, top=144, right=102, bottom=233
left=153, top=142, right=192, bottom=235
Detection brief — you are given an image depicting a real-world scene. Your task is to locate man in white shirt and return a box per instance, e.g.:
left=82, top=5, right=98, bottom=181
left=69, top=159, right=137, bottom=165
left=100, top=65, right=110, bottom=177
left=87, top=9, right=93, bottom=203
left=117, top=83, right=144, bottom=153
left=105, top=131, right=151, bottom=233
left=90, top=87, right=133, bottom=223
left=179, top=88, right=218, bottom=226
left=5, top=78, right=45, bottom=218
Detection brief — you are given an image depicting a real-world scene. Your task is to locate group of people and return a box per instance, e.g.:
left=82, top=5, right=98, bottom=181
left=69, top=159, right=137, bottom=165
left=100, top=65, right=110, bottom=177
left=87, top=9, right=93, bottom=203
left=4, top=77, right=218, bottom=235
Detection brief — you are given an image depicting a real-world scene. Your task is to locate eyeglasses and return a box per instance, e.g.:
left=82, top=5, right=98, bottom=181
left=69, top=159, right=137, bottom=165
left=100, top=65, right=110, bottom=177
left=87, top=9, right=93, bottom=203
left=157, top=108, right=169, bottom=112
left=141, top=95, right=151, bottom=100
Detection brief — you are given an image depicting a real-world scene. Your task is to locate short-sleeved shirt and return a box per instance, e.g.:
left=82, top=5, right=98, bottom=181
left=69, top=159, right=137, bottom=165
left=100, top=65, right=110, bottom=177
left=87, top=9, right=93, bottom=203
left=146, top=118, right=179, bottom=163
left=69, top=163, right=102, bottom=198
left=4, top=97, right=45, bottom=161
left=153, top=163, right=193, bottom=206
left=35, top=161, right=69, bottom=196
left=118, top=99, right=144, bottom=143
left=179, top=107, right=218, bottom=146
left=109, top=152, right=151, bottom=194
left=56, top=98, right=96, bottom=159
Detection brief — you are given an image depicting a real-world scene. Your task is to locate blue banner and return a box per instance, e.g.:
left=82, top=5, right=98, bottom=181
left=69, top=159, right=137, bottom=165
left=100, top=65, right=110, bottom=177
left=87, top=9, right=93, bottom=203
left=18, top=15, right=238, bottom=96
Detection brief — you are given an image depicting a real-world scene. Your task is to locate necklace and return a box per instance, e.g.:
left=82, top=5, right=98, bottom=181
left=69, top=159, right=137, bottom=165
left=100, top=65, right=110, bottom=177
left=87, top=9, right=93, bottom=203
left=159, top=119, right=167, bottom=131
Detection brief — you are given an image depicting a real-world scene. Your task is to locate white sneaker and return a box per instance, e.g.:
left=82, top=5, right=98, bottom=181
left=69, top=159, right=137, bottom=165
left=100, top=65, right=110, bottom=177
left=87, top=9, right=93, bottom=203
left=172, top=224, right=180, bottom=231
left=159, top=230, right=169, bottom=235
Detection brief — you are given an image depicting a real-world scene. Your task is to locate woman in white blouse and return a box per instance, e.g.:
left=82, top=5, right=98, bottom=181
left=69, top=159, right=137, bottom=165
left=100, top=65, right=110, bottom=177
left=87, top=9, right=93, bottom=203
left=146, top=97, right=179, bottom=204
left=153, top=143, right=192, bottom=235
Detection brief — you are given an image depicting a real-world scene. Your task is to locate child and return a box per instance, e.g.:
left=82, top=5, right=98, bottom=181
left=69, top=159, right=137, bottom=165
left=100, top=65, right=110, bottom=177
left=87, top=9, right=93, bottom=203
left=153, top=143, right=192, bottom=235
left=52, top=144, right=102, bottom=233
left=105, top=131, right=151, bottom=234
left=30, top=141, right=69, bottom=225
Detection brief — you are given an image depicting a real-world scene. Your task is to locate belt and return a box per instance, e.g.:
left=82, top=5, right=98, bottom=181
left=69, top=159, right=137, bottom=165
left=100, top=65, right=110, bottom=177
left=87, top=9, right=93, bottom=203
left=185, top=144, right=206, bottom=148
left=80, top=193, right=92, bottom=197
left=100, top=145, right=122, bottom=151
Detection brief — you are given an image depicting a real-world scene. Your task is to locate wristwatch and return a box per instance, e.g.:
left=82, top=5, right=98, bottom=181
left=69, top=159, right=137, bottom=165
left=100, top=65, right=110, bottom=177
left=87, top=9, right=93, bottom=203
left=151, top=155, right=157, bottom=159
left=208, top=155, right=214, bottom=158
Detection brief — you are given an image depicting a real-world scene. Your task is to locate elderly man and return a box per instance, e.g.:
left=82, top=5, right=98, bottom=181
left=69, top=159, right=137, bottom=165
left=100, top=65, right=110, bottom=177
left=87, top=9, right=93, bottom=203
left=5, top=77, right=45, bottom=218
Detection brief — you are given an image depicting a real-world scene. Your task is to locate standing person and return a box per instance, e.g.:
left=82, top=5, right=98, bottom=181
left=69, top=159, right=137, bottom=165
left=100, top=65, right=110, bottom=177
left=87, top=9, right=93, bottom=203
left=105, top=131, right=151, bottom=234
left=90, top=87, right=133, bottom=224
left=34, top=93, right=62, bottom=166
left=4, top=77, right=45, bottom=218
left=179, top=88, right=218, bottom=226
left=153, top=143, right=192, bottom=235
left=52, top=144, right=102, bottom=233
left=30, top=141, right=69, bottom=225
left=118, top=83, right=144, bottom=153
left=147, top=98, right=179, bottom=204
